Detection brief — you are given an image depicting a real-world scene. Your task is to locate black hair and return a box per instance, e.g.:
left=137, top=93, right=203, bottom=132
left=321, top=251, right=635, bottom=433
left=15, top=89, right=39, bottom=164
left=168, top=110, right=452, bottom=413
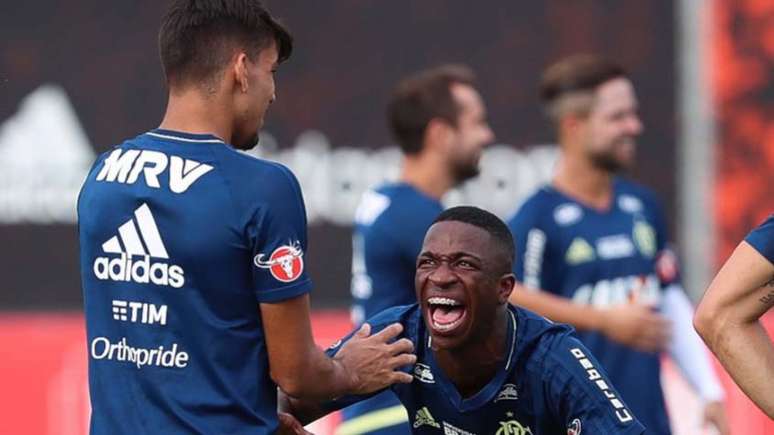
left=387, top=64, right=476, bottom=155
left=159, top=0, right=293, bottom=88
left=432, top=206, right=515, bottom=272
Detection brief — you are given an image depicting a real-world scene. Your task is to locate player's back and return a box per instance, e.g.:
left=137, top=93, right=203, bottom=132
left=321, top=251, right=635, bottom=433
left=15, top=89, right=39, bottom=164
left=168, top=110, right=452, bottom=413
left=79, top=129, right=311, bottom=434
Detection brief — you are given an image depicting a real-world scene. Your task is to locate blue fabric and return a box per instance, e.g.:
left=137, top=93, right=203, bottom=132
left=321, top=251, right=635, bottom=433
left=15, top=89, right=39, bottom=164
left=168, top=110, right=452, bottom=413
left=326, top=304, right=645, bottom=434
left=507, top=178, right=680, bottom=435
left=344, top=183, right=443, bottom=433
left=746, top=214, right=774, bottom=264
left=79, top=129, right=312, bottom=434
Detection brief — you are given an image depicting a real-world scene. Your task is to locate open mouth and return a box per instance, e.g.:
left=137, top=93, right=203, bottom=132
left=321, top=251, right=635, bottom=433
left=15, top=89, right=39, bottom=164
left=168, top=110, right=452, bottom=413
left=427, top=297, right=467, bottom=334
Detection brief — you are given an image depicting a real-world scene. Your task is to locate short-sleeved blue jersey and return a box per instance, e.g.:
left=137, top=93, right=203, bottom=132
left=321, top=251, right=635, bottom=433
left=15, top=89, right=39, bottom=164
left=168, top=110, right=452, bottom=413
left=345, top=183, right=442, bottom=432
left=325, top=304, right=645, bottom=434
left=350, top=183, right=443, bottom=324
left=78, top=129, right=312, bottom=434
left=746, top=214, right=774, bottom=264
left=507, top=179, right=678, bottom=435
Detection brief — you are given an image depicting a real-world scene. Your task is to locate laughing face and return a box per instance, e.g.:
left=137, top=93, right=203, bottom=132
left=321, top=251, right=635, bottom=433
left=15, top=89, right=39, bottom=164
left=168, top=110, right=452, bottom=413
left=415, top=221, right=514, bottom=350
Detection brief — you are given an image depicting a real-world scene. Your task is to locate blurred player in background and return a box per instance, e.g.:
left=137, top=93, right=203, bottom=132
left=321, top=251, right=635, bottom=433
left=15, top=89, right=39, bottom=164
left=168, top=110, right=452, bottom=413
left=507, top=54, right=728, bottom=434
left=77, top=1, right=414, bottom=434
left=344, top=65, right=493, bottom=434
left=286, top=206, right=646, bottom=434
left=695, top=214, right=774, bottom=418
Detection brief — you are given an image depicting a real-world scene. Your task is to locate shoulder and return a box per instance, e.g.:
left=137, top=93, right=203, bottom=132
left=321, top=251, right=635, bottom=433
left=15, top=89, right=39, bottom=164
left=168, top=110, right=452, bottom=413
left=216, top=149, right=303, bottom=203
left=364, top=184, right=441, bottom=231
left=363, top=304, right=421, bottom=332
left=615, top=178, right=662, bottom=212
left=508, top=186, right=560, bottom=230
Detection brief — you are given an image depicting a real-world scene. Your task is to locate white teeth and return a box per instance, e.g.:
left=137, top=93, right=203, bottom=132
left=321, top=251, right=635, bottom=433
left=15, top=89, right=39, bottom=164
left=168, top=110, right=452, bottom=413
left=427, top=297, right=461, bottom=306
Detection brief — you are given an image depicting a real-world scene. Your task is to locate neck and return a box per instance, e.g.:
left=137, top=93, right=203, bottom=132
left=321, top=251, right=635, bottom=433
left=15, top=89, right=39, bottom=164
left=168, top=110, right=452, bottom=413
left=553, top=144, right=614, bottom=210
left=158, top=88, right=233, bottom=143
left=433, top=308, right=509, bottom=398
left=400, top=152, right=454, bottom=200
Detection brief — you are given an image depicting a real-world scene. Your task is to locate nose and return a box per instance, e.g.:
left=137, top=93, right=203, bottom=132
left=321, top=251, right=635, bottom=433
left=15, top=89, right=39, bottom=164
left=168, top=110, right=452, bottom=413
left=427, top=262, right=458, bottom=289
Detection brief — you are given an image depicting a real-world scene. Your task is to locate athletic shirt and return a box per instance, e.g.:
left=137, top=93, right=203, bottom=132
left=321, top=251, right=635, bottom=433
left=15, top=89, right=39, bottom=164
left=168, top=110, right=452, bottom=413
left=346, top=183, right=442, bottom=431
left=507, top=178, right=679, bottom=435
left=350, top=183, right=443, bottom=325
left=326, top=304, right=645, bottom=434
left=746, top=214, right=774, bottom=263
left=78, top=129, right=312, bottom=434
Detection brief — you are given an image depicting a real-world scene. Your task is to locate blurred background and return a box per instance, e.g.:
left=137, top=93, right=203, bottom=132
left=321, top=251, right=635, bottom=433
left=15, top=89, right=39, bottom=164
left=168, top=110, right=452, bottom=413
left=0, top=0, right=772, bottom=434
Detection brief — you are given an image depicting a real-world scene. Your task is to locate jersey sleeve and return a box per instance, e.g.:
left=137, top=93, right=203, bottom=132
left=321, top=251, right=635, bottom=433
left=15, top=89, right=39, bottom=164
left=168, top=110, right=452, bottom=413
left=507, top=202, right=550, bottom=290
left=247, top=164, right=313, bottom=303
left=745, top=214, right=774, bottom=264
left=542, top=333, right=646, bottom=434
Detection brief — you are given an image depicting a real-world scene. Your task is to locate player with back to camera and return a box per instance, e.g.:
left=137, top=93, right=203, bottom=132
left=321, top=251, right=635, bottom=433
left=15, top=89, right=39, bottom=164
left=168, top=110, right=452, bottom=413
left=344, top=64, right=494, bottom=435
left=77, top=1, right=415, bottom=434
left=506, top=54, right=728, bottom=434
left=282, top=206, right=646, bottom=434
left=695, top=214, right=774, bottom=418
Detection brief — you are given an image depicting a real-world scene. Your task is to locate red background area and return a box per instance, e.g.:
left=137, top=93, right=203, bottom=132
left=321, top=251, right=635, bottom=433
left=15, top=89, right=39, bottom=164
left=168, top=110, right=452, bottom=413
left=1, top=312, right=773, bottom=435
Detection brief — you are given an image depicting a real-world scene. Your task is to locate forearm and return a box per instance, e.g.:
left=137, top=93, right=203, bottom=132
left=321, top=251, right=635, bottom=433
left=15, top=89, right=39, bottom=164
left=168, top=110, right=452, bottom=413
left=276, top=346, right=352, bottom=401
left=710, top=319, right=774, bottom=418
left=662, top=285, right=724, bottom=401
left=509, top=287, right=602, bottom=332
left=278, top=390, right=336, bottom=425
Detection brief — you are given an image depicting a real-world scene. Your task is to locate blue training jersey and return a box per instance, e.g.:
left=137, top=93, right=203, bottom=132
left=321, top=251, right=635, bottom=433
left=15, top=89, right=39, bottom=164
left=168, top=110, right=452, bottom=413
left=78, top=129, right=312, bottom=434
left=350, top=183, right=443, bottom=324
left=507, top=178, right=679, bottom=435
left=746, top=214, right=774, bottom=264
left=345, top=183, right=442, bottom=433
left=325, top=304, right=645, bottom=435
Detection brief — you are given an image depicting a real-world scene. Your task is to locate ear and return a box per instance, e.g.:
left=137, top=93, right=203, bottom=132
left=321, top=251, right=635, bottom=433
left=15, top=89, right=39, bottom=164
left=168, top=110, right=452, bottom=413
left=497, top=273, right=516, bottom=304
left=423, top=118, right=453, bottom=151
left=232, top=52, right=250, bottom=93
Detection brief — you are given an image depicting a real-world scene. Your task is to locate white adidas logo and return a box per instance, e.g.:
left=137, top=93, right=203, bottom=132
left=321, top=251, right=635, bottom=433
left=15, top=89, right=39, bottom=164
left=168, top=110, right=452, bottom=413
left=92, top=203, right=185, bottom=288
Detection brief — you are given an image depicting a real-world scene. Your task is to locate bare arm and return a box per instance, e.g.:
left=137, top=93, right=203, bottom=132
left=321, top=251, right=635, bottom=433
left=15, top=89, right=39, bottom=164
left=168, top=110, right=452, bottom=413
left=261, top=294, right=415, bottom=400
left=694, top=241, right=774, bottom=418
left=278, top=389, right=337, bottom=426
left=510, top=284, right=671, bottom=352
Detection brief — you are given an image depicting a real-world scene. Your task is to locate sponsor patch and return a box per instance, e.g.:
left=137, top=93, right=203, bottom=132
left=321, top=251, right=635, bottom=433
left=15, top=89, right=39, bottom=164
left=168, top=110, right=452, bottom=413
left=495, top=383, right=519, bottom=402
left=554, top=203, right=583, bottom=226
left=565, top=238, right=595, bottom=265
left=596, top=235, right=635, bottom=260
left=254, top=242, right=304, bottom=282
left=567, top=418, right=582, bottom=435
left=632, top=220, right=657, bottom=258
left=414, top=363, right=435, bottom=383
left=413, top=406, right=440, bottom=429
left=617, top=195, right=643, bottom=213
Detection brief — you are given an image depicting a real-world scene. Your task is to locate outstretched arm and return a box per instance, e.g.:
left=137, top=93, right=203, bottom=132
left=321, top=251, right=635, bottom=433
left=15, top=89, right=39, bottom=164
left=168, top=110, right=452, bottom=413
left=510, top=287, right=671, bottom=352
left=262, top=294, right=415, bottom=400
left=694, top=241, right=774, bottom=418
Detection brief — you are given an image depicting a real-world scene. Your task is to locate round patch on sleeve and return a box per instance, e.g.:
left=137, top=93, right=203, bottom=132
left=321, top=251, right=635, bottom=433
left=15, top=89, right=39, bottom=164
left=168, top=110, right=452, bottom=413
left=254, top=243, right=304, bottom=283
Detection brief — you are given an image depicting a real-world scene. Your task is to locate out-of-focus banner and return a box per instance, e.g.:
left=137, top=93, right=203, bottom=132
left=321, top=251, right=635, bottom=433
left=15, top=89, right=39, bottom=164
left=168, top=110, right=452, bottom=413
left=2, top=311, right=769, bottom=435
left=711, top=0, right=774, bottom=432
left=0, top=1, right=677, bottom=310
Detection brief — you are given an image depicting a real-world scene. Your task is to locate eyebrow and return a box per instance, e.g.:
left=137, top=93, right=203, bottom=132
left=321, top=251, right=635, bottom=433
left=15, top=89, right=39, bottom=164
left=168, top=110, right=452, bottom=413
left=418, top=251, right=482, bottom=262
